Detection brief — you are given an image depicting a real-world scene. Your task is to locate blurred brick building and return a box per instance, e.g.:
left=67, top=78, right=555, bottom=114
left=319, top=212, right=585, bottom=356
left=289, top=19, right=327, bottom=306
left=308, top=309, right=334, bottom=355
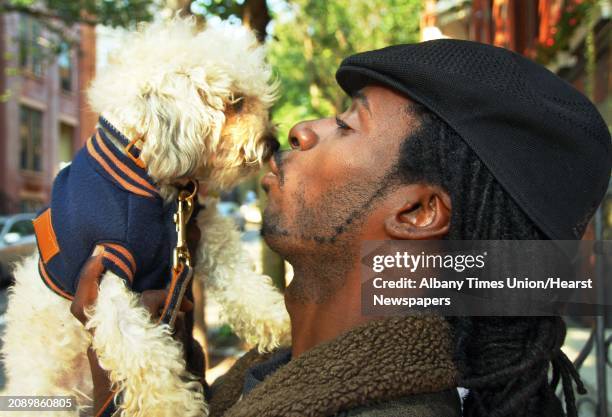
left=0, top=13, right=96, bottom=214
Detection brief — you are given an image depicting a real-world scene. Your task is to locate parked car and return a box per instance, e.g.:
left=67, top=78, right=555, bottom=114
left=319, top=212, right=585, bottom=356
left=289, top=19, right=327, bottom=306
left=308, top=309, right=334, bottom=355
left=0, top=213, right=37, bottom=287
left=217, top=201, right=246, bottom=231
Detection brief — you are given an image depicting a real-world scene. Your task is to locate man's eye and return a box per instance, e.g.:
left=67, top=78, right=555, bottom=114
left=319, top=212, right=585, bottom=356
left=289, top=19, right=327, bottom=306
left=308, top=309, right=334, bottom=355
left=335, top=116, right=351, bottom=131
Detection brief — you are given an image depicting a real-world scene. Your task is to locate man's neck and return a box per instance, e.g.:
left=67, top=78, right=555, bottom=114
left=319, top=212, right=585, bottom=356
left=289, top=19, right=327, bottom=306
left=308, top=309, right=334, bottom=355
left=285, top=266, right=374, bottom=358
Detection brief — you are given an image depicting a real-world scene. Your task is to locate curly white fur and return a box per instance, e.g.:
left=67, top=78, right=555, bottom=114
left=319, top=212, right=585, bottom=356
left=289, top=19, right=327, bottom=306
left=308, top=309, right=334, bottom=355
left=1, top=17, right=290, bottom=417
left=86, top=273, right=205, bottom=417
left=194, top=199, right=290, bottom=352
left=88, top=17, right=278, bottom=197
left=1, top=254, right=92, bottom=416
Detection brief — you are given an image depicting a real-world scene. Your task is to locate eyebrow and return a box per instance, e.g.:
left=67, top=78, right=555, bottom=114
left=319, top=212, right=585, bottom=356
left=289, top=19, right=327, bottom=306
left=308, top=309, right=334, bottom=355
left=352, top=90, right=371, bottom=115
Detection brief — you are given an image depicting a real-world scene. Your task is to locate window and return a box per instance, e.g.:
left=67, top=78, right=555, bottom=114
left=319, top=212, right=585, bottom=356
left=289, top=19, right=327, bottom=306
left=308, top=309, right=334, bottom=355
left=18, top=15, right=44, bottom=77
left=8, top=219, right=34, bottom=238
left=58, top=42, right=72, bottom=92
left=58, top=123, right=74, bottom=169
left=20, top=106, right=43, bottom=172
left=19, top=200, right=42, bottom=213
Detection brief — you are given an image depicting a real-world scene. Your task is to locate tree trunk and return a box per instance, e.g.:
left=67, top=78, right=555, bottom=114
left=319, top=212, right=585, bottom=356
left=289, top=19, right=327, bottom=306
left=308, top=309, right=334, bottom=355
left=257, top=171, right=286, bottom=290
left=166, top=0, right=204, bottom=24
left=166, top=0, right=192, bottom=13
left=242, top=0, right=284, bottom=288
left=242, top=0, right=270, bottom=43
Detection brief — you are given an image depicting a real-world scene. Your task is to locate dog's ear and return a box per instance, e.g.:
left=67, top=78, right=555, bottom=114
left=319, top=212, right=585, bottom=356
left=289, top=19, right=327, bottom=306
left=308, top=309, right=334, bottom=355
left=138, top=67, right=229, bottom=187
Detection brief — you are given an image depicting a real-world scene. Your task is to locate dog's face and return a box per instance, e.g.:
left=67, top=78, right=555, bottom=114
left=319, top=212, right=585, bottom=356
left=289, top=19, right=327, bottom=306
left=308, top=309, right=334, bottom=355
left=198, top=94, right=279, bottom=191
left=87, top=19, right=279, bottom=199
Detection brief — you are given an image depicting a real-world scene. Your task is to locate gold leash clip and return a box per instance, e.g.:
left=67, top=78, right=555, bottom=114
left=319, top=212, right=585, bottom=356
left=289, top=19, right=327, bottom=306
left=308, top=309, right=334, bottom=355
left=173, top=180, right=198, bottom=270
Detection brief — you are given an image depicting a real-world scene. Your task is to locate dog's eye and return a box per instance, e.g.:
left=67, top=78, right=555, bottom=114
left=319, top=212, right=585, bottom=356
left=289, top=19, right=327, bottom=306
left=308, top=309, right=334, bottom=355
left=232, top=98, right=245, bottom=113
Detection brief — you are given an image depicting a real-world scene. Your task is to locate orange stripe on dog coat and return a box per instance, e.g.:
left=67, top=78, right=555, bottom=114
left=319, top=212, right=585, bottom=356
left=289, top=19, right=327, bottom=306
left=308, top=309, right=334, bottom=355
left=33, top=208, right=60, bottom=263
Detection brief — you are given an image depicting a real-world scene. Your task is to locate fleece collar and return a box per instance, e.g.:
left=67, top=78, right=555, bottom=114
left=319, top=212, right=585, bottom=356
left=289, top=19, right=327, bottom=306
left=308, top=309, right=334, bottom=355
left=210, top=316, right=458, bottom=417
left=85, top=118, right=159, bottom=199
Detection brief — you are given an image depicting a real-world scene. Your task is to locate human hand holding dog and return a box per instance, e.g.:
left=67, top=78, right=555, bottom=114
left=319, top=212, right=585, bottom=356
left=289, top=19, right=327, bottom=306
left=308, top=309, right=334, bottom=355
left=70, top=253, right=105, bottom=325
left=75, top=212, right=203, bottom=415
left=140, top=288, right=194, bottom=318
left=70, top=252, right=194, bottom=325
left=70, top=204, right=201, bottom=325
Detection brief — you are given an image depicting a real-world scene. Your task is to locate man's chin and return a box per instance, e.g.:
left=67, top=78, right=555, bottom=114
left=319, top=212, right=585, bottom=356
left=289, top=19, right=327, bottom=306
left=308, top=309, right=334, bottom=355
left=261, top=208, right=330, bottom=260
left=261, top=213, right=289, bottom=245
left=261, top=235, right=289, bottom=262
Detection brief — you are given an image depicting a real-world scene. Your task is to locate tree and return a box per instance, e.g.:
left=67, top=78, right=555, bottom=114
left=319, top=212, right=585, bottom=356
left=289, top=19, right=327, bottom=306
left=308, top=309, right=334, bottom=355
left=191, top=0, right=270, bottom=42
left=0, top=0, right=155, bottom=49
left=0, top=0, right=158, bottom=103
left=0, top=0, right=155, bottom=27
left=269, top=0, right=423, bottom=144
left=193, top=0, right=423, bottom=143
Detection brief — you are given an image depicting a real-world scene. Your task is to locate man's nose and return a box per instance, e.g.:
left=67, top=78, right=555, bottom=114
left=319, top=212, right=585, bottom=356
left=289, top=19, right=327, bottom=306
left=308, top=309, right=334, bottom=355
left=288, top=121, right=318, bottom=151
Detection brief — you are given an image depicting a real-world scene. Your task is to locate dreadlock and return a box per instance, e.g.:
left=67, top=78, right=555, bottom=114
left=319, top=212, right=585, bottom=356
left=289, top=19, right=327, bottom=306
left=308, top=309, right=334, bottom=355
left=396, top=103, right=586, bottom=417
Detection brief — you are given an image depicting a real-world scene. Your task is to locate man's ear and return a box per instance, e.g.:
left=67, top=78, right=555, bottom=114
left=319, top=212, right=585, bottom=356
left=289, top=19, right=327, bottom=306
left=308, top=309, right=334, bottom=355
left=384, top=184, right=451, bottom=240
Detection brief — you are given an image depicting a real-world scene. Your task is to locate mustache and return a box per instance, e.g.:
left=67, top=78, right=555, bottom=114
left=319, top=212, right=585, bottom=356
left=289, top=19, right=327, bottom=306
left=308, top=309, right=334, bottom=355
left=273, top=151, right=286, bottom=185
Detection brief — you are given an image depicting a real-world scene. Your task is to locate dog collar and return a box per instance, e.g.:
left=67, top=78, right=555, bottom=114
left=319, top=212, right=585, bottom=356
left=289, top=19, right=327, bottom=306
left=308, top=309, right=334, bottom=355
left=98, top=116, right=146, bottom=169
left=86, top=119, right=159, bottom=199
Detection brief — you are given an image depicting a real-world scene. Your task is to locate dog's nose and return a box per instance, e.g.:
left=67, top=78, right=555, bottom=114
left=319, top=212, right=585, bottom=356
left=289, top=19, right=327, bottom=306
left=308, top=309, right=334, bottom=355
left=267, top=135, right=280, bottom=153
left=263, top=135, right=280, bottom=161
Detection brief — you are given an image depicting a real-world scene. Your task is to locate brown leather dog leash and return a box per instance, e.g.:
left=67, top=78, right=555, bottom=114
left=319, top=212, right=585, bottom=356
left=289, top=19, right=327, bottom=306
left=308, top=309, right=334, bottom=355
left=160, top=180, right=198, bottom=326
left=97, top=180, right=200, bottom=417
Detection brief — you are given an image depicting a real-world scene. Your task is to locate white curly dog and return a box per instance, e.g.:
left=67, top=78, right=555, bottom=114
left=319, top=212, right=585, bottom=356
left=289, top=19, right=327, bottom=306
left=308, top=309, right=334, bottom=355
left=1, top=18, right=290, bottom=417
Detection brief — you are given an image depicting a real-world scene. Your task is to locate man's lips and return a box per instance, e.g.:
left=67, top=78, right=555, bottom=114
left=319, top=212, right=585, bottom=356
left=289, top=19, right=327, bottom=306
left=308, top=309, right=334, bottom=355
left=261, top=153, right=282, bottom=192
left=261, top=171, right=277, bottom=192
left=269, top=153, right=281, bottom=176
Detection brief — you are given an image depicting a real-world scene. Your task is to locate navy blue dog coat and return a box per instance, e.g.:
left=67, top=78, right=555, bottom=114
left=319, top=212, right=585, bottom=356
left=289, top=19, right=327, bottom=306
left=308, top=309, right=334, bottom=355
left=33, top=117, right=197, bottom=417
left=33, top=117, right=178, bottom=298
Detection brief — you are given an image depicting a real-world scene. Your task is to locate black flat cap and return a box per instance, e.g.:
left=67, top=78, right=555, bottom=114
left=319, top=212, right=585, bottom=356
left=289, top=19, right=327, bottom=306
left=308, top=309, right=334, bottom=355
left=336, top=39, right=611, bottom=240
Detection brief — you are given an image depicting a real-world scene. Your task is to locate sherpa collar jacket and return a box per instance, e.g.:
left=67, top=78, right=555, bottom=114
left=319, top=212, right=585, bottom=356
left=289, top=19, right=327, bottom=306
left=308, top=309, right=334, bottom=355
left=207, top=316, right=461, bottom=417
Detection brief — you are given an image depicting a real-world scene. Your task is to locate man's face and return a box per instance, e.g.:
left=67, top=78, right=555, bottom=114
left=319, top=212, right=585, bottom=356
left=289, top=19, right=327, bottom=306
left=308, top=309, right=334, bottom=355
left=261, top=85, right=417, bottom=297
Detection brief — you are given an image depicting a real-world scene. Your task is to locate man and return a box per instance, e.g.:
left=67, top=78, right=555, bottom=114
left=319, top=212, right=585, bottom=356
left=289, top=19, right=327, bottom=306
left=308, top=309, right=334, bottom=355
left=98, top=39, right=611, bottom=416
